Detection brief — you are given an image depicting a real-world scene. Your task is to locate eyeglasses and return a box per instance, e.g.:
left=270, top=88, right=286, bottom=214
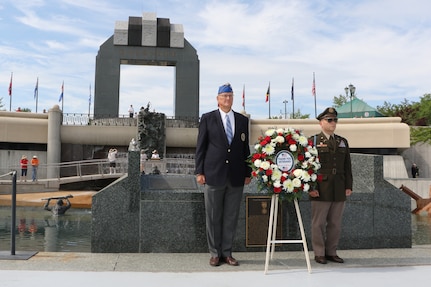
left=324, top=118, right=338, bottom=123
left=218, top=94, right=233, bottom=98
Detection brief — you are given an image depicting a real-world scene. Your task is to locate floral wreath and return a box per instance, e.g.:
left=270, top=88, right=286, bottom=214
left=249, top=127, right=322, bottom=202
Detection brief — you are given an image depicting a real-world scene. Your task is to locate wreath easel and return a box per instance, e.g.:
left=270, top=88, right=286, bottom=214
left=264, top=195, right=311, bottom=274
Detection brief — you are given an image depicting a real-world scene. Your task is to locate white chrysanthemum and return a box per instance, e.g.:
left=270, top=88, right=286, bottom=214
left=273, top=180, right=281, bottom=188
left=276, top=128, right=285, bottom=134
left=292, top=177, right=302, bottom=187
left=262, top=144, right=275, bottom=155
left=312, top=161, right=321, bottom=170
left=292, top=132, right=300, bottom=140
left=260, top=160, right=271, bottom=170
left=302, top=171, right=311, bottom=182
left=304, top=151, right=311, bottom=159
left=253, top=159, right=262, bottom=168
left=308, top=146, right=318, bottom=155
left=262, top=175, right=268, bottom=182
left=293, top=169, right=303, bottom=178
left=265, top=129, right=276, bottom=137
left=283, top=179, right=294, bottom=192
left=310, top=173, right=317, bottom=181
left=254, top=144, right=261, bottom=151
left=287, top=127, right=295, bottom=134
left=289, top=144, right=297, bottom=152
left=271, top=168, right=282, bottom=181
left=274, top=135, right=285, bottom=144
left=303, top=183, right=310, bottom=192
left=298, top=135, right=308, bottom=146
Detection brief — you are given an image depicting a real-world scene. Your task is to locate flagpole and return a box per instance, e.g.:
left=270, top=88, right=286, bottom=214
left=88, top=84, right=91, bottom=117
left=62, top=81, right=64, bottom=112
left=59, top=81, right=64, bottom=112
left=291, top=77, right=295, bottom=119
left=35, top=77, right=39, bottom=113
left=313, top=72, right=317, bottom=118
left=267, top=82, right=271, bottom=119
left=9, top=72, right=13, bottom=112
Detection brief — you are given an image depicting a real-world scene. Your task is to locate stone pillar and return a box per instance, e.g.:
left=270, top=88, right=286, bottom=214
left=47, top=105, right=62, bottom=178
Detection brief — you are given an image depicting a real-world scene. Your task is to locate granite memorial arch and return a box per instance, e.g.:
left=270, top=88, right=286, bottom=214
left=94, top=13, right=200, bottom=120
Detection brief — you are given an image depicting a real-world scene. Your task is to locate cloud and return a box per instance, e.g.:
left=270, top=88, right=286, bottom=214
left=1, top=0, right=430, bottom=118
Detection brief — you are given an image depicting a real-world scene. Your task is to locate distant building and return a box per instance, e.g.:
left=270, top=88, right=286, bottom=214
left=337, top=97, right=385, bottom=118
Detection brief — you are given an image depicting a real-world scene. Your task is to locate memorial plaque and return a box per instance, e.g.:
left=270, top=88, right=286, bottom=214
left=246, top=196, right=282, bottom=247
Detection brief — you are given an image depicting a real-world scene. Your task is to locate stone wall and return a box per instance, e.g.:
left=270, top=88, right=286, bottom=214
left=91, top=152, right=412, bottom=253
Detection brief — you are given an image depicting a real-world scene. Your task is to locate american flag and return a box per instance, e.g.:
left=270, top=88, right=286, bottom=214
left=312, top=73, right=316, bottom=97
left=8, top=73, right=12, bottom=96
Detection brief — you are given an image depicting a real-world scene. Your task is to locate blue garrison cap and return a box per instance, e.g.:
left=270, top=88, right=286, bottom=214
left=218, top=83, right=233, bottom=94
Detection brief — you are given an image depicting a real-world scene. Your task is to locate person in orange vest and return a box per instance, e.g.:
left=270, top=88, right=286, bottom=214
left=20, top=155, right=28, bottom=182
left=31, top=155, right=40, bottom=182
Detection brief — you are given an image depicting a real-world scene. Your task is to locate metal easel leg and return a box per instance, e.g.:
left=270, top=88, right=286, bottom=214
left=293, top=198, right=312, bottom=274
left=264, top=194, right=277, bottom=274
left=270, top=194, right=279, bottom=259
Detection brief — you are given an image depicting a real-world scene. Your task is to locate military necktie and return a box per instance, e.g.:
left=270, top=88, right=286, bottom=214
left=329, top=135, right=336, bottom=151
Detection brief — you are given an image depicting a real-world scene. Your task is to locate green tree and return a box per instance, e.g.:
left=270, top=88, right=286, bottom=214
left=376, top=93, right=431, bottom=144
left=376, top=98, right=421, bottom=125
left=291, top=109, right=310, bottom=119
left=410, top=127, right=431, bottom=145
left=333, top=94, right=348, bottom=107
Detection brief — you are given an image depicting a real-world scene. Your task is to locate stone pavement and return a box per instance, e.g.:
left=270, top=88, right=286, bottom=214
left=1, top=246, right=430, bottom=286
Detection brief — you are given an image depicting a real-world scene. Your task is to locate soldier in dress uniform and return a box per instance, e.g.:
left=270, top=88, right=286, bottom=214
left=309, top=107, right=353, bottom=264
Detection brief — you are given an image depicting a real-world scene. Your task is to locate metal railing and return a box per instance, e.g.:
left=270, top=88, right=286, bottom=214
left=3, top=158, right=128, bottom=181
left=61, top=113, right=199, bottom=127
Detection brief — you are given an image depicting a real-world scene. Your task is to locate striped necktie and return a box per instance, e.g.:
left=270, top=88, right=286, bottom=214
left=225, top=114, right=233, bottom=144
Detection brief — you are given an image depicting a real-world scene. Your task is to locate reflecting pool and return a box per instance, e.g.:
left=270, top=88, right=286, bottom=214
left=0, top=206, right=91, bottom=252
left=0, top=206, right=429, bottom=253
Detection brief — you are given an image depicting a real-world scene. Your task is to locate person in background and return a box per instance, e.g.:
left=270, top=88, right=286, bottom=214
left=108, top=148, right=118, bottom=174
left=20, top=155, right=28, bottom=182
left=309, top=107, right=353, bottom=265
left=411, top=163, right=419, bottom=178
left=31, top=155, right=39, bottom=182
left=195, top=83, right=252, bottom=267
left=128, top=105, right=134, bottom=118
left=151, top=150, right=160, bottom=160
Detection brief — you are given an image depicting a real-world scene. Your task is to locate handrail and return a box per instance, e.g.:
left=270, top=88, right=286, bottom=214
left=61, top=113, right=199, bottom=127
left=2, top=158, right=128, bottom=181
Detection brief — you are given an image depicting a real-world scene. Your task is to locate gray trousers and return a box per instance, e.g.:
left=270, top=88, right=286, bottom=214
left=204, top=182, right=244, bottom=258
left=311, top=201, right=345, bottom=257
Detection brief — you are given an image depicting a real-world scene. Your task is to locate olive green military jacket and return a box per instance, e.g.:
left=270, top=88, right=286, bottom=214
left=310, top=132, right=353, bottom=202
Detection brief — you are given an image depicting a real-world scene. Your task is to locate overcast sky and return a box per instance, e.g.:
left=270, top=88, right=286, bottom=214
left=1, top=0, right=430, bottom=119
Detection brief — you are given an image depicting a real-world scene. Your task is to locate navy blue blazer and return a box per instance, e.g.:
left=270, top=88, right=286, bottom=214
left=195, top=110, right=252, bottom=187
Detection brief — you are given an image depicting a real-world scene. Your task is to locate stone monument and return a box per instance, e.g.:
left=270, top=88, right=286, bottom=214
left=137, top=103, right=166, bottom=159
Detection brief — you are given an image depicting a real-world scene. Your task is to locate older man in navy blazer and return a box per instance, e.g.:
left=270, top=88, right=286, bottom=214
left=195, top=83, right=252, bottom=267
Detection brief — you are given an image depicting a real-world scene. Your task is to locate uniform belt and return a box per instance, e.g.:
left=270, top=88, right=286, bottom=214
left=320, top=168, right=340, bottom=175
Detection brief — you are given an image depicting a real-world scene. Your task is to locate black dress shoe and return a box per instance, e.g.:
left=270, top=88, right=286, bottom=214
left=223, top=256, right=239, bottom=266
left=325, top=255, right=344, bottom=263
left=314, top=256, right=327, bottom=264
left=209, top=257, right=220, bottom=267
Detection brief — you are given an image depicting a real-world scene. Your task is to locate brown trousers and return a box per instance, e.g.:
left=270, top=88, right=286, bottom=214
left=311, top=201, right=345, bottom=256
